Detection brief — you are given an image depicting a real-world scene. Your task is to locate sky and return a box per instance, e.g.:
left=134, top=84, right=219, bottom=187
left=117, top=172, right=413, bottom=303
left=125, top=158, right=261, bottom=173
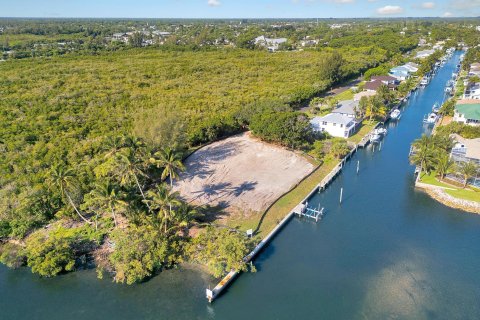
left=1, top=0, right=479, bottom=19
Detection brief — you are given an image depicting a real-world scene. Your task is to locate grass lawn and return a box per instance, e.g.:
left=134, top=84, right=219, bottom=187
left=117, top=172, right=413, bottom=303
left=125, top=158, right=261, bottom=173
left=419, top=171, right=480, bottom=203
left=419, top=171, right=454, bottom=188
left=334, top=89, right=354, bottom=101
left=445, top=189, right=480, bottom=203
left=226, top=158, right=338, bottom=238
left=347, top=121, right=376, bottom=144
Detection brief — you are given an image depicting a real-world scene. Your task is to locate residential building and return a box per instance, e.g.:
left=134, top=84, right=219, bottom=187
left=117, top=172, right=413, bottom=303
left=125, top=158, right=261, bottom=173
left=463, top=83, right=480, bottom=100
left=450, top=134, right=480, bottom=165
left=310, top=113, right=357, bottom=138
left=415, top=49, right=435, bottom=59
left=331, top=100, right=360, bottom=119
left=453, top=102, right=480, bottom=126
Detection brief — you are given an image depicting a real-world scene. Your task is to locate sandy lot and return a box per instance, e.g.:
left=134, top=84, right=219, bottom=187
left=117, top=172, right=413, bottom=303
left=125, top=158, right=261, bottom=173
left=173, top=133, right=315, bottom=219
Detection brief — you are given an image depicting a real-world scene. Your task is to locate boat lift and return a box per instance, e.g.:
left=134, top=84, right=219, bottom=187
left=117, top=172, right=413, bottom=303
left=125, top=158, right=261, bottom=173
left=298, top=202, right=325, bottom=222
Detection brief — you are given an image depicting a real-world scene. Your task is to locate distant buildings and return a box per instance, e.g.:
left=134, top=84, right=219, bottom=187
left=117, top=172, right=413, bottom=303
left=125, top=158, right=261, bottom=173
left=254, top=35, right=287, bottom=52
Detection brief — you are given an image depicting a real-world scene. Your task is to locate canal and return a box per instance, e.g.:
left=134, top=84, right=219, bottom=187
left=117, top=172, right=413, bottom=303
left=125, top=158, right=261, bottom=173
left=2, top=51, right=479, bottom=320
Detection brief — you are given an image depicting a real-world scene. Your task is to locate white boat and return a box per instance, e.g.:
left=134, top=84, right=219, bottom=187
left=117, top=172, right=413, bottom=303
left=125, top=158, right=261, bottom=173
left=445, top=87, right=453, bottom=94
left=432, top=103, right=440, bottom=113
left=375, top=127, right=387, bottom=135
left=390, top=109, right=401, bottom=120
left=370, top=132, right=382, bottom=143
left=423, top=113, right=438, bottom=124
left=420, top=77, right=429, bottom=87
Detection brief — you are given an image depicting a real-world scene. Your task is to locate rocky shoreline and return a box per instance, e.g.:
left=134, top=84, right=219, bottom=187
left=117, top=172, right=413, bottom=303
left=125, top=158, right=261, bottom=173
left=417, top=183, right=480, bottom=214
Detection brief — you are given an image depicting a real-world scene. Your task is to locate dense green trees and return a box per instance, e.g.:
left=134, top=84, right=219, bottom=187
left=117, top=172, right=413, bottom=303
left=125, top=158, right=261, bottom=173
left=188, top=226, right=252, bottom=278
left=250, top=112, right=314, bottom=149
left=108, top=226, right=181, bottom=284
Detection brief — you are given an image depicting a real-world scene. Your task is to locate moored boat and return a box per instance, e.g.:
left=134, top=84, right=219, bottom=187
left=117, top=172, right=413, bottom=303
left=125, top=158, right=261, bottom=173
left=390, top=109, right=401, bottom=120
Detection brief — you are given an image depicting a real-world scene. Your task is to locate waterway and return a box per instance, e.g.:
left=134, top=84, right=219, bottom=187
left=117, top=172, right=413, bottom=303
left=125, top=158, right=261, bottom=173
left=2, top=51, right=479, bottom=320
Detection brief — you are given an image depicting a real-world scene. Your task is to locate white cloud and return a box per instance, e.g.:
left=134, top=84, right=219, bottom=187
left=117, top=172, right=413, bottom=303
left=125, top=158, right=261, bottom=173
left=421, top=2, right=435, bottom=9
left=443, top=11, right=453, bottom=17
left=376, top=5, right=404, bottom=15
left=334, top=0, right=355, bottom=3
left=207, top=0, right=221, bottom=7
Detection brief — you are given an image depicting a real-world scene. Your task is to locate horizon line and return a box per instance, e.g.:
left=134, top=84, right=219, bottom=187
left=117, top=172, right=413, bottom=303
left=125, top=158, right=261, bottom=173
left=0, top=16, right=477, bottom=20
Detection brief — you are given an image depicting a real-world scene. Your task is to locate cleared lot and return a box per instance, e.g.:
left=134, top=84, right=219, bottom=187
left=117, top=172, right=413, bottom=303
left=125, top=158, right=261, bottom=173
left=173, top=133, right=315, bottom=221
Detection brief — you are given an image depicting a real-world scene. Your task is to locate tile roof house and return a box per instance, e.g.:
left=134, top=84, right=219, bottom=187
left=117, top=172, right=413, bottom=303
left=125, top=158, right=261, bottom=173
left=450, top=134, right=480, bottom=165
left=364, top=80, right=384, bottom=92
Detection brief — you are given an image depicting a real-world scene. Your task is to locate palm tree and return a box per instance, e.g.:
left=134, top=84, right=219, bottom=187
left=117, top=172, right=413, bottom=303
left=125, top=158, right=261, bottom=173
left=410, top=145, right=437, bottom=176
left=144, top=184, right=180, bottom=234
left=47, top=164, right=92, bottom=224
left=435, top=152, right=453, bottom=180
left=114, top=148, right=150, bottom=210
left=87, top=182, right=127, bottom=227
left=151, top=147, right=185, bottom=189
left=173, top=202, right=201, bottom=230
left=412, top=134, right=432, bottom=150
left=103, top=136, right=124, bottom=158
left=457, top=161, right=479, bottom=188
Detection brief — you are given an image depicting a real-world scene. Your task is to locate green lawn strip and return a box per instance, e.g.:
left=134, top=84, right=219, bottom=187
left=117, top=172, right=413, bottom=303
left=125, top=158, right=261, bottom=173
left=334, top=89, right=354, bottom=101
left=226, top=159, right=337, bottom=238
left=347, top=121, right=376, bottom=144
left=445, top=189, right=480, bottom=203
left=418, top=171, right=453, bottom=188
left=418, top=172, right=480, bottom=203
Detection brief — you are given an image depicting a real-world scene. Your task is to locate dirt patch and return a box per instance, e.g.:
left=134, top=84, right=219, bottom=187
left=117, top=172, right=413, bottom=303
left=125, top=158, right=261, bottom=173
left=173, top=133, right=315, bottom=222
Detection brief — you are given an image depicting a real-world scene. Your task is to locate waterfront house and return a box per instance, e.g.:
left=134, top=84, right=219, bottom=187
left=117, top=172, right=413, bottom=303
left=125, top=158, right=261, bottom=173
left=364, top=80, right=383, bottom=92
left=453, top=101, right=480, bottom=126
left=389, top=66, right=411, bottom=81
left=463, top=83, right=480, bottom=100
left=331, top=100, right=360, bottom=119
left=310, top=113, right=357, bottom=138
left=469, top=63, right=480, bottom=77
left=450, top=134, right=480, bottom=165
left=415, top=49, right=435, bottom=59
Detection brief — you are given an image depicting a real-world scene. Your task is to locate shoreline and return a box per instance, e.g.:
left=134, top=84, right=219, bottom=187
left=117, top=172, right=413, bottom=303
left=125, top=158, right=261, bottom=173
left=416, top=182, right=480, bottom=214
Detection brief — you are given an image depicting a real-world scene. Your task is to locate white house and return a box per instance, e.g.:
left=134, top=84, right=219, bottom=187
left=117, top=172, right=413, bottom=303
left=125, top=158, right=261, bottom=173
left=332, top=100, right=360, bottom=119
left=415, top=49, right=435, bottom=59
left=310, top=113, right=357, bottom=138
left=463, top=83, right=480, bottom=100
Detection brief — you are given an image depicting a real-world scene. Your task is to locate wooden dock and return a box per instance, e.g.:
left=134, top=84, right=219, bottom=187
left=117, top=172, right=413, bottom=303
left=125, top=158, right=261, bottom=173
left=205, top=119, right=385, bottom=303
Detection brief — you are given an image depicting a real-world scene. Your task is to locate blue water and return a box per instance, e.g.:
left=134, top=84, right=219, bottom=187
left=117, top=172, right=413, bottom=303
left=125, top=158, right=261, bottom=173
left=2, top=51, right=479, bottom=320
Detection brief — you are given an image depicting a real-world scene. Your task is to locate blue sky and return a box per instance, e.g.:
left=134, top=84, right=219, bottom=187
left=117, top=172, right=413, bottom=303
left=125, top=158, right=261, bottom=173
left=1, top=0, right=479, bottom=18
